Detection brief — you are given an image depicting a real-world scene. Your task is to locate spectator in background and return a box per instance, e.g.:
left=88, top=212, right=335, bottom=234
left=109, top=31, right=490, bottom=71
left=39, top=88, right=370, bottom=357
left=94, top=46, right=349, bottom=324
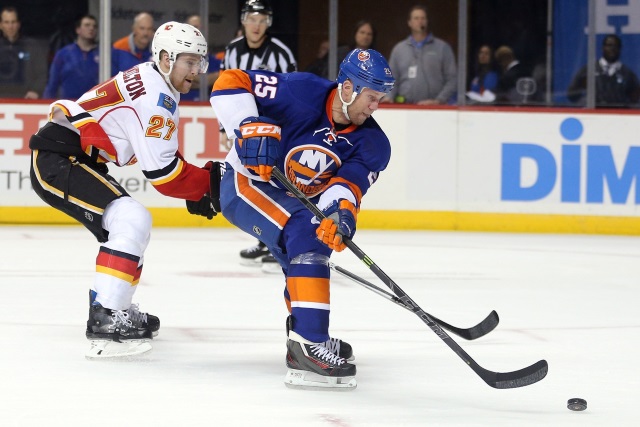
left=221, top=0, right=297, bottom=272
left=0, top=6, right=47, bottom=99
left=386, top=4, right=456, bottom=105
left=494, top=45, right=531, bottom=104
left=47, top=3, right=77, bottom=70
left=43, top=15, right=99, bottom=100
left=112, top=12, right=154, bottom=74
left=181, top=13, right=222, bottom=102
left=567, top=34, right=640, bottom=108
left=306, top=20, right=377, bottom=80
left=304, top=39, right=330, bottom=78
left=466, top=44, right=498, bottom=103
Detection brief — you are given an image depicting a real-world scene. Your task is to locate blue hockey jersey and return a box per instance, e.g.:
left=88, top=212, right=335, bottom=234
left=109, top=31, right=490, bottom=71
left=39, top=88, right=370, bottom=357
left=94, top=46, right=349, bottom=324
left=210, top=69, right=390, bottom=208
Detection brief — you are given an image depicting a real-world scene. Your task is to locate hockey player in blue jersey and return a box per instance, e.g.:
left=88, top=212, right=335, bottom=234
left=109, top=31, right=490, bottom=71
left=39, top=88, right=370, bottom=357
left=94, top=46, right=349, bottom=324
left=206, top=49, right=394, bottom=389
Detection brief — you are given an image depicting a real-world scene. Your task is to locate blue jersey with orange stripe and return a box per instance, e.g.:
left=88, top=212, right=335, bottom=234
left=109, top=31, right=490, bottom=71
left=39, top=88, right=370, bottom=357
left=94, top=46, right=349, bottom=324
left=211, top=69, right=391, bottom=208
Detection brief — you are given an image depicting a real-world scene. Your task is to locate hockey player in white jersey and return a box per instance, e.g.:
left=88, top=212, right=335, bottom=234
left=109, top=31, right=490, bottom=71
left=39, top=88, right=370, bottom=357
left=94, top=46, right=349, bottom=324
left=29, top=22, right=220, bottom=358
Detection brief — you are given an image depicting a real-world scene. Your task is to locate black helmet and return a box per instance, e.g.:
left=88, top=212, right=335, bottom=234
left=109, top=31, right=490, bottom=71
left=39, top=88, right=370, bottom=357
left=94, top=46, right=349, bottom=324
left=241, top=0, right=273, bottom=26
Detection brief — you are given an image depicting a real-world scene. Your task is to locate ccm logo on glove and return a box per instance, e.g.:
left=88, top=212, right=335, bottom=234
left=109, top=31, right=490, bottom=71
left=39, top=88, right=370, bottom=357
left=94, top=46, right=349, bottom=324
left=234, top=116, right=282, bottom=181
left=239, top=124, right=281, bottom=139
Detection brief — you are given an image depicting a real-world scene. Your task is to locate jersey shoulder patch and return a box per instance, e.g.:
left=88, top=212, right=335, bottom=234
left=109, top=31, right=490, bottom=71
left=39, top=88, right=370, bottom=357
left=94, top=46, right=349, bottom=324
left=157, top=93, right=177, bottom=114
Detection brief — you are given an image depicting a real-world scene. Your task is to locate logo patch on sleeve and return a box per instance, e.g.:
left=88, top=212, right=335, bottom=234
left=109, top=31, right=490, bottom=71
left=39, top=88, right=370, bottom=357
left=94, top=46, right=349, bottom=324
left=157, top=93, right=176, bottom=113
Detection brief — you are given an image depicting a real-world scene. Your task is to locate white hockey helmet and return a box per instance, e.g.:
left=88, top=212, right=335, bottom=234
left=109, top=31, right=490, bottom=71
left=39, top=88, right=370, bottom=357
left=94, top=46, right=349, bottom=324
left=152, top=22, right=209, bottom=74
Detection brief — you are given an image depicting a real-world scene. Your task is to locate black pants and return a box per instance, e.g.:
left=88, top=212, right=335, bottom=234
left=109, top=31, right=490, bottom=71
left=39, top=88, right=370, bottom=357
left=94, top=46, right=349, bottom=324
left=30, top=145, right=129, bottom=243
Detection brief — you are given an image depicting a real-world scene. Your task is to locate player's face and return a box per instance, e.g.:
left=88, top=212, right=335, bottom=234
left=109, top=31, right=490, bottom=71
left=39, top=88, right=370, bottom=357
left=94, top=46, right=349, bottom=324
left=243, top=13, right=269, bottom=46
left=348, top=88, right=386, bottom=126
left=170, top=53, right=204, bottom=94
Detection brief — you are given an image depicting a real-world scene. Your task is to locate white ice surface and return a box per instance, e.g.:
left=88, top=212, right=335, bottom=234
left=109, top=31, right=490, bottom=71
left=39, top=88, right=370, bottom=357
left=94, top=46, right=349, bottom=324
left=1, top=226, right=638, bottom=426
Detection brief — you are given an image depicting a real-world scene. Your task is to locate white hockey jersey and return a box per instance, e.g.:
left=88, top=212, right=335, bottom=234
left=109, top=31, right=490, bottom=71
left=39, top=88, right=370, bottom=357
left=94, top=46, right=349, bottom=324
left=47, top=62, right=209, bottom=200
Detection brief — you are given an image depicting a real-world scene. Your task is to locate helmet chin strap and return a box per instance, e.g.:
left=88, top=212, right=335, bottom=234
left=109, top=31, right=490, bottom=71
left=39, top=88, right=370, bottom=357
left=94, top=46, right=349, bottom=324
left=337, top=83, right=357, bottom=123
left=158, top=60, right=180, bottom=98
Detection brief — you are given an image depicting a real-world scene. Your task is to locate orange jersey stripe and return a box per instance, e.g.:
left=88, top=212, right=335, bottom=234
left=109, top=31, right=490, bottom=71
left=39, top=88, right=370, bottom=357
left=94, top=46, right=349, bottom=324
left=236, top=174, right=290, bottom=228
left=327, top=177, right=363, bottom=207
left=287, top=277, right=330, bottom=304
left=213, top=69, right=253, bottom=93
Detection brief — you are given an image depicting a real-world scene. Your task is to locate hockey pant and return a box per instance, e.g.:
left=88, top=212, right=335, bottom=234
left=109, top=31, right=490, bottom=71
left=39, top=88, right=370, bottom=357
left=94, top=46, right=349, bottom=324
left=31, top=140, right=151, bottom=310
left=220, top=167, right=333, bottom=343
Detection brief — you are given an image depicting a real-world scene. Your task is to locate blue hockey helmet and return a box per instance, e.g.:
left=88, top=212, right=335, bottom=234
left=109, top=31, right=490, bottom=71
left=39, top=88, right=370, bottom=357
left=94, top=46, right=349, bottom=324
left=337, top=49, right=395, bottom=94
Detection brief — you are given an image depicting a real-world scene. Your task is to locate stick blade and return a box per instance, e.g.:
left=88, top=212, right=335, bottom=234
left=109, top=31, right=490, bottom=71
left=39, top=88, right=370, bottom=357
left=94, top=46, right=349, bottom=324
left=484, top=359, right=548, bottom=389
left=453, top=310, right=500, bottom=340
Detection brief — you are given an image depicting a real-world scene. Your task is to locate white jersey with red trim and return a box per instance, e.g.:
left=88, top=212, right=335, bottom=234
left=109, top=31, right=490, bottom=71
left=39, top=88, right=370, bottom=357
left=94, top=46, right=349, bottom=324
left=47, top=62, right=209, bottom=200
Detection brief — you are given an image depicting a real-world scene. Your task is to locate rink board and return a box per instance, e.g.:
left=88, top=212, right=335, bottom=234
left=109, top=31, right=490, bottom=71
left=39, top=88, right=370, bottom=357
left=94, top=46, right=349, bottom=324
left=1, top=102, right=639, bottom=234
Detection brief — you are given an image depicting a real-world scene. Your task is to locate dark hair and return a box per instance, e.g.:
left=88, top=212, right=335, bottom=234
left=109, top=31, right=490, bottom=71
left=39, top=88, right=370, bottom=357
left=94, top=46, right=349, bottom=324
left=408, top=4, right=428, bottom=20
left=352, top=20, right=376, bottom=50
left=1, top=6, right=19, bottom=19
left=603, top=34, right=621, bottom=49
left=75, top=14, right=97, bottom=29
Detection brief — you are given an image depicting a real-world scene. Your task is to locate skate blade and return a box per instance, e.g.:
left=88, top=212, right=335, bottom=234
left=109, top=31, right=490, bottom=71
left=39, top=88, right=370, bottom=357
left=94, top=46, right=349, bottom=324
left=284, top=369, right=357, bottom=391
left=240, top=258, right=263, bottom=267
left=85, top=340, right=152, bottom=360
left=261, top=262, right=282, bottom=274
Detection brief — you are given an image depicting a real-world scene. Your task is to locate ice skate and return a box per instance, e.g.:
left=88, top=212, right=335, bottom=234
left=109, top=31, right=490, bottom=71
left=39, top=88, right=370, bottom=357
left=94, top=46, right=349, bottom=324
left=88, top=290, right=160, bottom=337
left=286, top=315, right=354, bottom=361
left=240, top=241, right=271, bottom=266
left=85, top=339, right=152, bottom=359
left=85, top=291, right=157, bottom=359
left=322, top=336, right=354, bottom=362
left=128, top=302, right=160, bottom=337
left=284, top=331, right=357, bottom=391
left=261, top=254, right=282, bottom=274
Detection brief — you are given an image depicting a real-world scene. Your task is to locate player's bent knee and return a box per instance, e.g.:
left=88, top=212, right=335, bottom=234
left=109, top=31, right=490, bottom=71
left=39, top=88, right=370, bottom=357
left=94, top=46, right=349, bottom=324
left=103, top=197, right=152, bottom=252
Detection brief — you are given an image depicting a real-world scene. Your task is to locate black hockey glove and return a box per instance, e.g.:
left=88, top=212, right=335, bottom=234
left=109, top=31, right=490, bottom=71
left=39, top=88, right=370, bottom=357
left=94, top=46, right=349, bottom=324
left=186, top=161, right=222, bottom=220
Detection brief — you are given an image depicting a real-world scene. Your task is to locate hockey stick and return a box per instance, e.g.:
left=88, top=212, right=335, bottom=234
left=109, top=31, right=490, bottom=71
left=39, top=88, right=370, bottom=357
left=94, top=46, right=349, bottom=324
left=272, top=167, right=548, bottom=389
left=328, top=262, right=499, bottom=341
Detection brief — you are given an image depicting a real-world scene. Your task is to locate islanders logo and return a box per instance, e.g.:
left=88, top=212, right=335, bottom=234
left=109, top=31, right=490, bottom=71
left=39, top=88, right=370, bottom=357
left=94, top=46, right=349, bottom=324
left=357, top=51, right=370, bottom=61
left=284, top=145, right=342, bottom=197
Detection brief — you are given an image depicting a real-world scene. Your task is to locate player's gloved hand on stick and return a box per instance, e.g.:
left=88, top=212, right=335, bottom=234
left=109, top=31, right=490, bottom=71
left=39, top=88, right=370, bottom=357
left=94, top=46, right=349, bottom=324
left=234, top=116, right=281, bottom=181
left=316, top=199, right=357, bottom=252
left=186, top=161, right=222, bottom=220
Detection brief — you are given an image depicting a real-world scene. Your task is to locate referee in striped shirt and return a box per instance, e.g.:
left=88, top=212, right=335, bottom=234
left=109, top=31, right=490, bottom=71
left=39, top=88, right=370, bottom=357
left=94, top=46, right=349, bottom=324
left=222, top=0, right=297, bottom=73
left=220, top=0, right=297, bottom=270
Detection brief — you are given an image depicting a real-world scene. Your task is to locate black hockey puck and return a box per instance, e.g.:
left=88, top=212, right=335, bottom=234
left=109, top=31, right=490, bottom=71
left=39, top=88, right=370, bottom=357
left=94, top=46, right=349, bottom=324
left=567, top=398, right=587, bottom=411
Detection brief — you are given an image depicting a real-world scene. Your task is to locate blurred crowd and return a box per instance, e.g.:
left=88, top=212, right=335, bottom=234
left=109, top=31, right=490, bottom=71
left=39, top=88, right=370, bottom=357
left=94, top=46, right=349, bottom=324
left=1, top=2, right=638, bottom=108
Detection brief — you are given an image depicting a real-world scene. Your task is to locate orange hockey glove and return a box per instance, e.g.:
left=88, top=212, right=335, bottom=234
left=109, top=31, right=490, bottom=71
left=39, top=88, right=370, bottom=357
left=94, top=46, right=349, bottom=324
left=315, top=199, right=357, bottom=252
